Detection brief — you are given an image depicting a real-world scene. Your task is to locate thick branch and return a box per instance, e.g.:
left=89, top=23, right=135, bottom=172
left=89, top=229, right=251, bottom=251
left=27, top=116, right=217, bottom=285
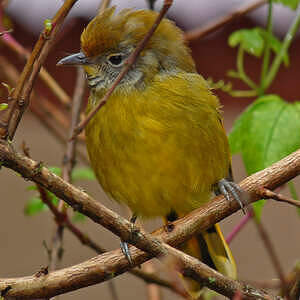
left=0, top=143, right=299, bottom=298
left=37, top=181, right=178, bottom=295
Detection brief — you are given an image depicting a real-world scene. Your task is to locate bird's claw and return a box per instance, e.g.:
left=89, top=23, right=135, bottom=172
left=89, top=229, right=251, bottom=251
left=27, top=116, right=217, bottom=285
left=217, top=179, right=246, bottom=214
left=120, top=213, right=137, bottom=266
left=120, top=240, right=133, bottom=265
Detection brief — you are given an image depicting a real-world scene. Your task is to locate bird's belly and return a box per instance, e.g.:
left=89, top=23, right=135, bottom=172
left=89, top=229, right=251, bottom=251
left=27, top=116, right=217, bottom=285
left=85, top=113, right=228, bottom=218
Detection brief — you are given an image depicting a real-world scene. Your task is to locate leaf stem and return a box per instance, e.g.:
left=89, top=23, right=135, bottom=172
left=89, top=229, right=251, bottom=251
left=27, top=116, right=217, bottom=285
left=229, top=89, right=257, bottom=98
left=237, top=46, right=258, bottom=90
left=262, top=8, right=300, bottom=91
left=259, top=0, right=273, bottom=94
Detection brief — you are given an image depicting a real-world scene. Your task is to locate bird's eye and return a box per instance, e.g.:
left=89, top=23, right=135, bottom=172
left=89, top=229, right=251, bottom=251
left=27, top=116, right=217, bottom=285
left=107, top=54, right=124, bottom=66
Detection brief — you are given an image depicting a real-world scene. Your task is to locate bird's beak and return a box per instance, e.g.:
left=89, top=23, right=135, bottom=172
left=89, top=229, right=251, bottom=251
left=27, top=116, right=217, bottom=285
left=57, top=52, right=89, bottom=66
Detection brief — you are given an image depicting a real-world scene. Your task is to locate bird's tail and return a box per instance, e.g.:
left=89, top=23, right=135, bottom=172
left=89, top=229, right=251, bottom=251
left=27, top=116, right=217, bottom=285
left=165, top=212, right=236, bottom=298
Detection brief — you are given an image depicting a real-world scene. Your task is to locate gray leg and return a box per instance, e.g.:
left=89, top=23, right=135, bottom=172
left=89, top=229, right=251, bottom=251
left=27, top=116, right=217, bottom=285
left=217, top=179, right=246, bottom=214
left=120, top=213, right=137, bottom=265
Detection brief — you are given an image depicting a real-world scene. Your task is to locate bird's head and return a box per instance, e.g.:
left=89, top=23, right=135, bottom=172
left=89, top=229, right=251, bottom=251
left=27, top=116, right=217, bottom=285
left=58, top=7, right=195, bottom=92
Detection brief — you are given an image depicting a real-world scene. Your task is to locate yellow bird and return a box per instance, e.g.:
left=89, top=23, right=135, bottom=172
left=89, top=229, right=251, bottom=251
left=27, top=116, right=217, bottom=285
left=58, top=6, right=240, bottom=296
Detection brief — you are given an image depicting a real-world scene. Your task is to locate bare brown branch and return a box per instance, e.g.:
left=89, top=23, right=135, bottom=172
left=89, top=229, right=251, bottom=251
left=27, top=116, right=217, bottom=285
left=0, top=0, right=78, bottom=140
left=184, top=0, right=266, bottom=42
left=250, top=206, right=289, bottom=297
left=49, top=67, right=86, bottom=273
left=0, top=23, right=71, bottom=108
left=289, top=262, right=300, bottom=300
left=259, top=187, right=300, bottom=208
left=36, top=184, right=181, bottom=296
left=62, top=67, right=86, bottom=183
left=0, top=142, right=299, bottom=298
left=0, top=55, right=88, bottom=164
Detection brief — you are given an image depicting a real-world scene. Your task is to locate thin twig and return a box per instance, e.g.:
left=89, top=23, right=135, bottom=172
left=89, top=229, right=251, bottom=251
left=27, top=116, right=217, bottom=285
left=250, top=205, right=289, bottom=298
left=288, top=262, right=300, bottom=300
left=0, top=55, right=88, bottom=163
left=0, top=6, right=71, bottom=108
left=243, top=278, right=281, bottom=290
left=226, top=210, right=253, bottom=244
left=71, top=0, right=174, bottom=139
left=0, top=0, right=78, bottom=140
left=38, top=185, right=106, bottom=253
left=0, top=142, right=299, bottom=298
left=147, top=0, right=157, bottom=10
left=62, top=69, right=86, bottom=182
left=259, top=187, right=300, bottom=208
left=143, top=252, right=162, bottom=300
left=184, top=0, right=266, bottom=42
left=49, top=68, right=86, bottom=272
left=30, top=170, right=186, bottom=298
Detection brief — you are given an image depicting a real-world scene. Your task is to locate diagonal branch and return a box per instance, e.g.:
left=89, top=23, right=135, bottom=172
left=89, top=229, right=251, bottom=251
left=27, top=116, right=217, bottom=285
left=0, top=0, right=78, bottom=140
left=0, top=21, right=71, bottom=108
left=71, top=0, right=174, bottom=139
left=0, top=142, right=299, bottom=298
left=184, top=0, right=266, bottom=42
left=259, top=187, right=300, bottom=208
left=0, top=55, right=89, bottom=163
left=48, top=67, right=86, bottom=272
left=37, top=182, right=185, bottom=298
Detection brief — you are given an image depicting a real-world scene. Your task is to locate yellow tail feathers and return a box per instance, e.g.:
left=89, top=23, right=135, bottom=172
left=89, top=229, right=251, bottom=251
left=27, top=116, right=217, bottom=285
left=172, top=220, right=236, bottom=298
left=202, top=223, right=237, bottom=279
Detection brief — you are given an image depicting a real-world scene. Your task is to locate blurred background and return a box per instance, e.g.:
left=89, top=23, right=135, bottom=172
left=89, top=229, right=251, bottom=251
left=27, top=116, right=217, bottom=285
left=1, top=0, right=300, bottom=299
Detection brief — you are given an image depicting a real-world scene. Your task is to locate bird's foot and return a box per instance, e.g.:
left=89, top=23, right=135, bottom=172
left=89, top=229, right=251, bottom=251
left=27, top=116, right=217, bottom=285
left=217, top=178, right=246, bottom=214
left=120, top=240, right=133, bottom=265
left=120, top=214, right=138, bottom=266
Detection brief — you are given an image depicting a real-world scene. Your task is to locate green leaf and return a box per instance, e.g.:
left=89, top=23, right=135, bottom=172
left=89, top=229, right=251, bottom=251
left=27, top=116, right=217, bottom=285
left=26, top=185, right=38, bottom=191
left=253, top=200, right=266, bottom=221
left=24, top=197, right=47, bottom=216
left=46, top=191, right=59, bottom=206
left=48, top=166, right=62, bottom=176
left=257, top=28, right=289, bottom=66
left=229, top=95, right=300, bottom=216
left=72, top=212, right=86, bottom=222
left=228, top=28, right=264, bottom=57
left=0, top=103, right=8, bottom=111
left=274, top=0, right=300, bottom=10
left=72, top=167, right=96, bottom=181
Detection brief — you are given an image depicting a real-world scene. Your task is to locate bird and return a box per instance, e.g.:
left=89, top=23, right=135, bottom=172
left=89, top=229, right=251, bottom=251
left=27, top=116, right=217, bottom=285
left=58, top=6, right=241, bottom=296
